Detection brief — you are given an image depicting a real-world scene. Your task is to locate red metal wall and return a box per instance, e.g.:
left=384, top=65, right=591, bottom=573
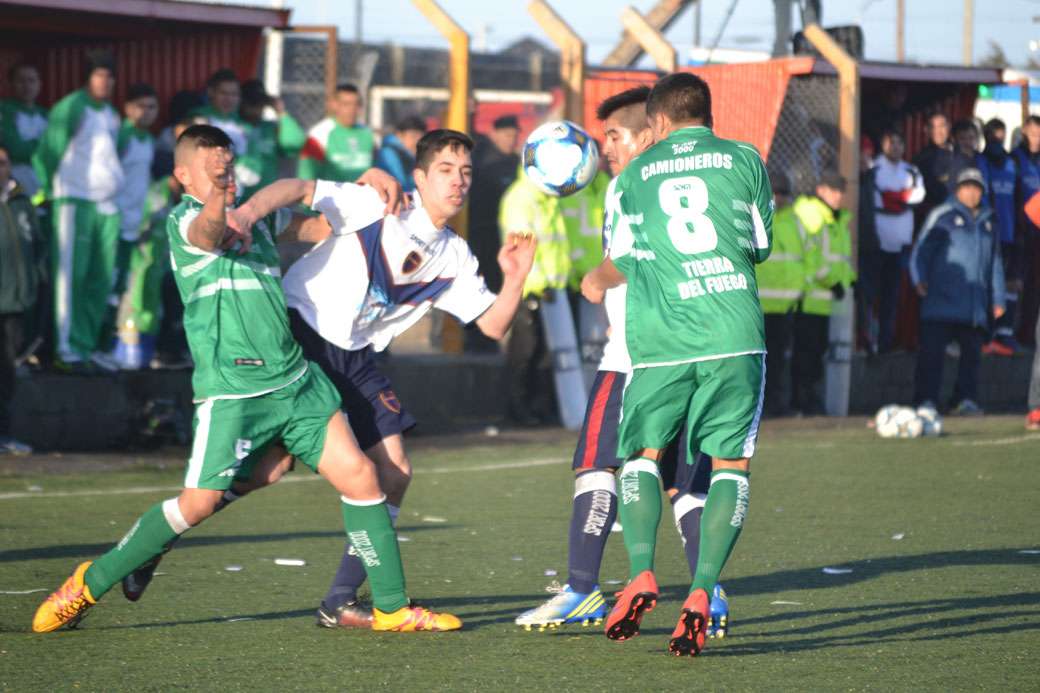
left=683, top=57, right=815, bottom=160
left=583, top=69, right=661, bottom=142
left=1, top=27, right=263, bottom=126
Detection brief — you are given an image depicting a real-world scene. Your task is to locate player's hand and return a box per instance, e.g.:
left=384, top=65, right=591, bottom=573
left=219, top=224, right=252, bottom=255
left=581, top=273, right=605, bottom=304
left=993, top=305, right=1006, bottom=320
left=499, top=232, right=536, bottom=281
left=356, top=168, right=407, bottom=216
left=205, top=147, right=235, bottom=192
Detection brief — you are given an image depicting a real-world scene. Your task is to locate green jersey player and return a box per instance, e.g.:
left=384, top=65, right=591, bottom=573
left=33, top=124, right=461, bottom=634
left=582, top=72, right=772, bottom=657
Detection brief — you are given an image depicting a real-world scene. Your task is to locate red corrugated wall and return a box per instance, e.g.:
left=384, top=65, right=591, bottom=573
left=1, top=27, right=263, bottom=126
left=681, top=57, right=815, bottom=160
left=583, top=59, right=814, bottom=161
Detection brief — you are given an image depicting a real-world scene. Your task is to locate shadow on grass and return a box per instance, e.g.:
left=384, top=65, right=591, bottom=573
left=0, top=525, right=454, bottom=563
left=637, top=591, right=1040, bottom=656
left=664, top=548, right=1040, bottom=599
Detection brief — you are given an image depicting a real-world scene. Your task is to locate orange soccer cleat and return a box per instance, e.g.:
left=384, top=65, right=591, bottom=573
left=371, top=603, right=462, bottom=632
left=668, top=588, right=710, bottom=657
left=32, top=562, right=97, bottom=633
left=603, top=570, right=658, bottom=641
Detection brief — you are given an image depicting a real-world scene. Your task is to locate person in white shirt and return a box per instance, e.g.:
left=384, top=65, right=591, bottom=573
left=210, top=129, right=535, bottom=628
left=872, top=129, right=925, bottom=351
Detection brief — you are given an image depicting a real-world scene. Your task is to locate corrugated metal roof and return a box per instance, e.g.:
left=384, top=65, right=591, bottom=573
left=0, top=0, right=289, bottom=28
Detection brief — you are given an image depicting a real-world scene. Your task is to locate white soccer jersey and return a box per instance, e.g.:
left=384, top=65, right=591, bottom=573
left=284, top=180, right=497, bottom=352
left=598, top=176, right=632, bottom=373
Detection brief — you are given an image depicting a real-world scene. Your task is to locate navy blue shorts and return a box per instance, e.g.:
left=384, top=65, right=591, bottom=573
left=572, top=370, right=709, bottom=494
left=289, top=309, right=416, bottom=451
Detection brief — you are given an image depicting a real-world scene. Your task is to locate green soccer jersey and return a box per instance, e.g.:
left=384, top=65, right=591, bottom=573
left=297, top=117, right=374, bottom=182
left=611, top=125, right=773, bottom=367
left=166, top=195, right=305, bottom=401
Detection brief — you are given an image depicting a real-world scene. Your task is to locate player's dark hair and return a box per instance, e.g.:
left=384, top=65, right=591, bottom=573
left=7, top=62, right=38, bottom=82
left=240, top=79, right=271, bottom=107
left=83, top=50, right=116, bottom=82
left=983, top=118, right=1006, bottom=138
left=415, top=129, right=473, bottom=171
left=1026, top=115, right=1040, bottom=128
left=396, top=115, right=427, bottom=133
left=335, top=83, right=360, bottom=96
left=127, top=82, right=157, bottom=102
left=646, top=73, right=712, bottom=126
left=175, top=123, right=233, bottom=161
left=952, top=118, right=978, bottom=137
left=206, top=68, right=239, bottom=90
left=925, top=109, right=949, bottom=125
left=880, top=128, right=903, bottom=144
left=596, top=85, right=651, bottom=122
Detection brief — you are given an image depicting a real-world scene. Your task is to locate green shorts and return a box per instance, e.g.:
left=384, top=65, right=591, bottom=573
left=184, top=364, right=342, bottom=490
left=617, top=353, right=765, bottom=463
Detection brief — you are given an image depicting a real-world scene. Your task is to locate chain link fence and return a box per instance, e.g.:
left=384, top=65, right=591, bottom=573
left=765, top=74, right=840, bottom=199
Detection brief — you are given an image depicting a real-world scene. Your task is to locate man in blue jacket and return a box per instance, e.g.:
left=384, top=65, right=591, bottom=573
left=910, top=168, right=1006, bottom=415
left=374, top=116, right=426, bottom=193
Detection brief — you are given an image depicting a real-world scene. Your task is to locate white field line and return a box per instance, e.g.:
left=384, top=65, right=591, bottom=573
left=0, top=457, right=565, bottom=501
left=951, top=434, right=1040, bottom=447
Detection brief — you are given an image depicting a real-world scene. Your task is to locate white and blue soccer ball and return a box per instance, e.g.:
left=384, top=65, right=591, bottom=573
left=875, top=404, right=924, bottom=439
left=522, top=120, right=600, bottom=197
left=916, top=405, right=943, bottom=437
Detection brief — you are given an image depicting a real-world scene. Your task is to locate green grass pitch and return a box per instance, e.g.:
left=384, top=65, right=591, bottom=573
left=1, top=417, right=1037, bottom=691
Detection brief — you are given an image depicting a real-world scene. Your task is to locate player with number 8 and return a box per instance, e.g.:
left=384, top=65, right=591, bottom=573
left=581, top=72, right=773, bottom=657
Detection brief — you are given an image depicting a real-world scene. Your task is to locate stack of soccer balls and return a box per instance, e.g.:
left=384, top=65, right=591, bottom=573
left=874, top=404, right=943, bottom=439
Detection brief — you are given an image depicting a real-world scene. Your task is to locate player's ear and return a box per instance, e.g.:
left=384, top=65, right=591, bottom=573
left=413, top=167, right=426, bottom=190
left=173, top=163, right=191, bottom=189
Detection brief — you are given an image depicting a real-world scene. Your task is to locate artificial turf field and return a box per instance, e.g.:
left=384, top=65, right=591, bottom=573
left=0, top=417, right=1037, bottom=691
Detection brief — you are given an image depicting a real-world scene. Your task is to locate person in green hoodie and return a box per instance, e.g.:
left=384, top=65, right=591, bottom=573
left=189, top=69, right=248, bottom=159
left=0, top=145, right=44, bottom=454
left=0, top=63, right=48, bottom=199
left=31, top=51, right=123, bottom=372
left=112, top=83, right=158, bottom=299
left=235, top=80, right=305, bottom=201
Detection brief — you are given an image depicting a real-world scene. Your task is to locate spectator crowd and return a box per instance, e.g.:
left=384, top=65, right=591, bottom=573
left=2, top=49, right=1040, bottom=455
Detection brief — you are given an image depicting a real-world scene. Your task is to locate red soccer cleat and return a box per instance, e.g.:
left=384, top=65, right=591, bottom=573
left=668, top=588, right=710, bottom=657
left=604, top=570, right=658, bottom=641
left=1026, top=408, right=1040, bottom=431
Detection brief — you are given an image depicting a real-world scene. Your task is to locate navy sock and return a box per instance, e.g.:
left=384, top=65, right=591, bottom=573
left=323, top=504, right=399, bottom=609
left=671, top=492, right=706, bottom=578
left=566, top=470, right=617, bottom=594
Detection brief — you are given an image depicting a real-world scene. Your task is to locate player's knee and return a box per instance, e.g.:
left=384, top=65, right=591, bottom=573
left=176, top=488, right=224, bottom=526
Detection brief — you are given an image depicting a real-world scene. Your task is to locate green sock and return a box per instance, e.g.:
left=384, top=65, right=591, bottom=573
left=340, top=497, right=408, bottom=612
left=85, top=499, right=190, bottom=599
left=617, top=458, right=662, bottom=579
left=691, top=469, right=750, bottom=594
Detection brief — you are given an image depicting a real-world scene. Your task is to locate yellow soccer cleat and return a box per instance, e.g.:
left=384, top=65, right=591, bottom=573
left=371, top=603, right=462, bottom=632
left=32, top=562, right=97, bottom=633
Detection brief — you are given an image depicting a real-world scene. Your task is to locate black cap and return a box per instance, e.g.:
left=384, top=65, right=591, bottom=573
left=956, top=167, right=986, bottom=190
left=818, top=169, right=847, bottom=192
left=492, top=115, right=520, bottom=130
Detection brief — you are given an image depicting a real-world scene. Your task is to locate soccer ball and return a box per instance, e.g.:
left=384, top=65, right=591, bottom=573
left=875, top=405, right=924, bottom=439
left=522, top=120, right=600, bottom=197
left=916, top=405, right=943, bottom=437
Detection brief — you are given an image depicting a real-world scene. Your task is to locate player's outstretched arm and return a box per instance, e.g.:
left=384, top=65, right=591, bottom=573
left=475, top=232, right=537, bottom=340
left=581, top=258, right=626, bottom=304
left=187, top=147, right=239, bottom=252
left=230, top=178, right=316, bottom=236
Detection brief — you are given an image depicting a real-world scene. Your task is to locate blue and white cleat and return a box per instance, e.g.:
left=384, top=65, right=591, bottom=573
left=708, top=583, right=729, bottom=639
left=515, top=583, right=609, bottom=631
